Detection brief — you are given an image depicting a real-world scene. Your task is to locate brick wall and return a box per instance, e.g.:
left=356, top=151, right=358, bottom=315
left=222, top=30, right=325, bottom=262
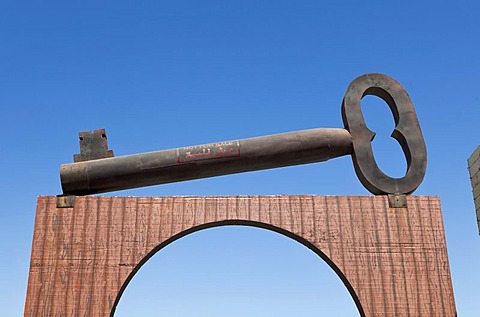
left=24, top=195, right=457, bottom=316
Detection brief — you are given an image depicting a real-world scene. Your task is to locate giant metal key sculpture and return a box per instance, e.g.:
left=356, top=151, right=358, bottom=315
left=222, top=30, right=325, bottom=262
left=60, top=74, right=427, bottom=196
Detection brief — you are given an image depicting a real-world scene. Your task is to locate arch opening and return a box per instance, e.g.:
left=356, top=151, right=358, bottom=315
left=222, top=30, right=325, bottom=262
left=112, top=220, right=364, bottom=316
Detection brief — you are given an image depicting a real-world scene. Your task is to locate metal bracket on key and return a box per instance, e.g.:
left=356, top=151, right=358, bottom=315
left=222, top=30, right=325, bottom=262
left=60, top=73, right=427, bottom=196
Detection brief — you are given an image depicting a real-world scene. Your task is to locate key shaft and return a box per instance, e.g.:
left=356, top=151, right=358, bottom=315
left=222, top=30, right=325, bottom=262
left=61, top=128, right=352, bottom=195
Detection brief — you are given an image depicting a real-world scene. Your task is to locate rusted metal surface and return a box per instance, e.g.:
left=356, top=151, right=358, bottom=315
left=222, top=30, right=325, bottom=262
left=342, top=74, right=427, bottom=195
left=60, top=73, right=427, bottom=196
left=24, top=195, right=457, bottom=316
left=61, top=128, right=352, bottom=195
left=388, top=194, right=407, bottom=208
left=56, top=195, right=75, bottom=208
left=73, top=129, right=114, bottom=162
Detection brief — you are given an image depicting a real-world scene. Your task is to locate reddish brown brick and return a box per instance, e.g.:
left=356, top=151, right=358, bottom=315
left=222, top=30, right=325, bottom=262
left=24, top=195, right=456, bottom=316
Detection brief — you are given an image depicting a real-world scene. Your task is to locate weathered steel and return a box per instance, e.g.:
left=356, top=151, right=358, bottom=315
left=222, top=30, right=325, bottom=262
left=342, top=74, right=427, bottom=194
left=74, top=129, right=113, bottom=162
left=61, top=128, right=352, bottom=195
left=56, top=195, right=75, bottom=208
left=388, top=194, right=407, bottom=208
left=60, top=73, right=427, bottom=196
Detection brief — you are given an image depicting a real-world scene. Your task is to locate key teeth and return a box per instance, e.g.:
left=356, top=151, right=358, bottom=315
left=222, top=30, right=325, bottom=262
left=73, top=129, right=114, bottom=162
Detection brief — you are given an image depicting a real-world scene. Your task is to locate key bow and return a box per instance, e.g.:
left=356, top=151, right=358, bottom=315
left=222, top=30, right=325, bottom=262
left=342, top=73, right=427, bottom=195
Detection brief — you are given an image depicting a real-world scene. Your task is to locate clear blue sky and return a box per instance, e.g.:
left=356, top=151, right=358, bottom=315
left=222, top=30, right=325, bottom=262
left=1, top=1, right=479, bottom=316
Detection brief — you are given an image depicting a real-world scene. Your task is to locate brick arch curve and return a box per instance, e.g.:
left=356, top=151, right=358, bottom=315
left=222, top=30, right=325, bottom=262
left=25, top=195, right=456, bottom=316
left=111, top=219, right=365, bottom=316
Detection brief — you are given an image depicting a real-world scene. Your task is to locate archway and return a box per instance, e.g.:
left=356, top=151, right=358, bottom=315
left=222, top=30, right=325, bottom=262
left=24, top=195, right=457, bottom=316
left=113, top=223, right=363, bottom=316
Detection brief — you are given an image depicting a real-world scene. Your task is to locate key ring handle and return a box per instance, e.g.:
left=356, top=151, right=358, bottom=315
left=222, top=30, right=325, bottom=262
left=342, top=73, right=427, bottom=195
